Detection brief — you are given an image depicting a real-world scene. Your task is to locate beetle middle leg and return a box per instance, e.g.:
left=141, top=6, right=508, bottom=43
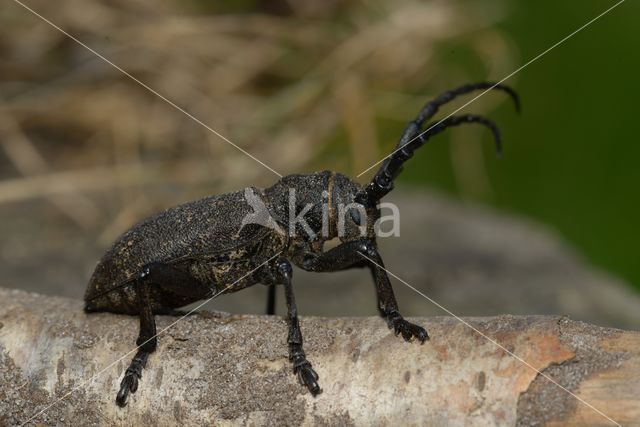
left=298, top=240, right=428, bottom=343
left=265, top=258, right=321, bottom=395
left=266, top=285, right=276, bottom=315
left=116, top=262, right=210, bottom=407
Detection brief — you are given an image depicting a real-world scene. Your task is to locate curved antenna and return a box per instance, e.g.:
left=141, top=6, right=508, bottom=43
left=356, top=82, right=518, bottom=206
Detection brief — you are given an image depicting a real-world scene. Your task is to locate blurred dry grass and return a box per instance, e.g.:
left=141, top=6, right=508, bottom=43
left=0, top=0, right=516, bottom=247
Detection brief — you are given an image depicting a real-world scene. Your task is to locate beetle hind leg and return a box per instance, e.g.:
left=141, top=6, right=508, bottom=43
left=117, top=278, right=156, bottom=407
left=116, top=262, right=209, bottom=407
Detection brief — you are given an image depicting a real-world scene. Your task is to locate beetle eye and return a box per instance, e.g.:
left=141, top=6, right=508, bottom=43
left=350, top=210, right=362, bottom=226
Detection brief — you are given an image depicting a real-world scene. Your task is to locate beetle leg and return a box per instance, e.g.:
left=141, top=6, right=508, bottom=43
left=266, top=285, right=276, bottom=315
left=272, top=258, right=321, bottom=395
left=299, top=240, right=428, bottom=343
left=116, top=262, right=210, bottom=407
left=117, top=278, right=156, bottom=407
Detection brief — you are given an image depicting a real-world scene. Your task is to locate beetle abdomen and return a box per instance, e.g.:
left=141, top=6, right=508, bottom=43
left=84, top=278, right=138, bottom=314
left=84, top=279, right=197, bottom=315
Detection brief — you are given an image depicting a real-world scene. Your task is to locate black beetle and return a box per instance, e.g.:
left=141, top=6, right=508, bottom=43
left=84, top=82, right=518, bottom=406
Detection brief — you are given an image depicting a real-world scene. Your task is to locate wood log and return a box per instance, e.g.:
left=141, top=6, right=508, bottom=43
left=0, top=287, right=638, bottom=426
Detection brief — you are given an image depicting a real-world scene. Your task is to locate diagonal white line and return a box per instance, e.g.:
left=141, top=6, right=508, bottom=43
left=10, top=0, right=283, bottom=178
left=357, top=0, right=626, bottom=178
left=21, top=252, right=283, bottom=426
left=358, top=253, right=622, bottom=427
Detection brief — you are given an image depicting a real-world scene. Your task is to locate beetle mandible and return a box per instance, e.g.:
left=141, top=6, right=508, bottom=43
left=84, top=82, right=519, bottom=406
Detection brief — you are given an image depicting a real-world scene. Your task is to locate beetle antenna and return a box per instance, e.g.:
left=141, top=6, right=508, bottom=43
left=356, top=82, right=518, bottom=205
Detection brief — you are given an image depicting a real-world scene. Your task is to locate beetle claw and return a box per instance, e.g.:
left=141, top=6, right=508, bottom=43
left=294, top=360, right=322, bottom=396
left=389, top=315, right=429, bottom=344
left=116, top=367, right=142, bottom=407
left=116, top=376, right=135, bottom=407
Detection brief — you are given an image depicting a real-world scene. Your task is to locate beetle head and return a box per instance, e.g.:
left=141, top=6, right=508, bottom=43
left=330, top=173, right=380, bottom=243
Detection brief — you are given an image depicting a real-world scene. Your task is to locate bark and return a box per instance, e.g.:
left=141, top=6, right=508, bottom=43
left=0, top=287, right=638, bottom=426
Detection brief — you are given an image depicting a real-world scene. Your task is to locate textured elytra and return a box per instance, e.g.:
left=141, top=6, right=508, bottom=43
left=85, top=188, right=281, bottom=313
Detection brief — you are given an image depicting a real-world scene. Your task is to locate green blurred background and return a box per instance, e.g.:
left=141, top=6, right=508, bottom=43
left=409, top=0, right=640, bottom=289
left=320, top=0, right=640, bottom=289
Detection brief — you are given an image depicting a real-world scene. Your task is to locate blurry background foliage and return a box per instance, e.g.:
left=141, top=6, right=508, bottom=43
left=0, top=0, right=638, bottom=293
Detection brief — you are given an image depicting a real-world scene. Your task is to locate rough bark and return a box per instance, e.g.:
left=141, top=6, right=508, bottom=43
left=0, top=288, right=638, bottom=426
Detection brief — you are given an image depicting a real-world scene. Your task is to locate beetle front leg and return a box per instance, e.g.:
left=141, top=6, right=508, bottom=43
left=299, top=240, right=428, bottom=343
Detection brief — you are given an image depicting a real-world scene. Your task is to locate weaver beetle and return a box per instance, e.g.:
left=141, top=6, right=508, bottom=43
left=84, top=82, right=519, bottom=406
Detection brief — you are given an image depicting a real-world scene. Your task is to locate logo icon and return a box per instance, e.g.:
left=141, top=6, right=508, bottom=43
left=239, top=187, right=284, bottom=235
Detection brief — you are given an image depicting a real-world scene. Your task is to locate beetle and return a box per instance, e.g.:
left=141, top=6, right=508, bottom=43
left=84, top=82, right=518, bottom=406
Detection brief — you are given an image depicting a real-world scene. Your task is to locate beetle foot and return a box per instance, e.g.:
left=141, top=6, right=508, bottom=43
left=388, top=312, right=429, bottom=343
left=293, top=358, right=321, bottom=396
left=116, top=354, right=147, bottom=407
left=290, top=347, right=321, bottom=396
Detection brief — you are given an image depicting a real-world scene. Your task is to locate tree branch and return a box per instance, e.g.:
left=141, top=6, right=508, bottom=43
left=0, top=288, right=638, bottom=426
